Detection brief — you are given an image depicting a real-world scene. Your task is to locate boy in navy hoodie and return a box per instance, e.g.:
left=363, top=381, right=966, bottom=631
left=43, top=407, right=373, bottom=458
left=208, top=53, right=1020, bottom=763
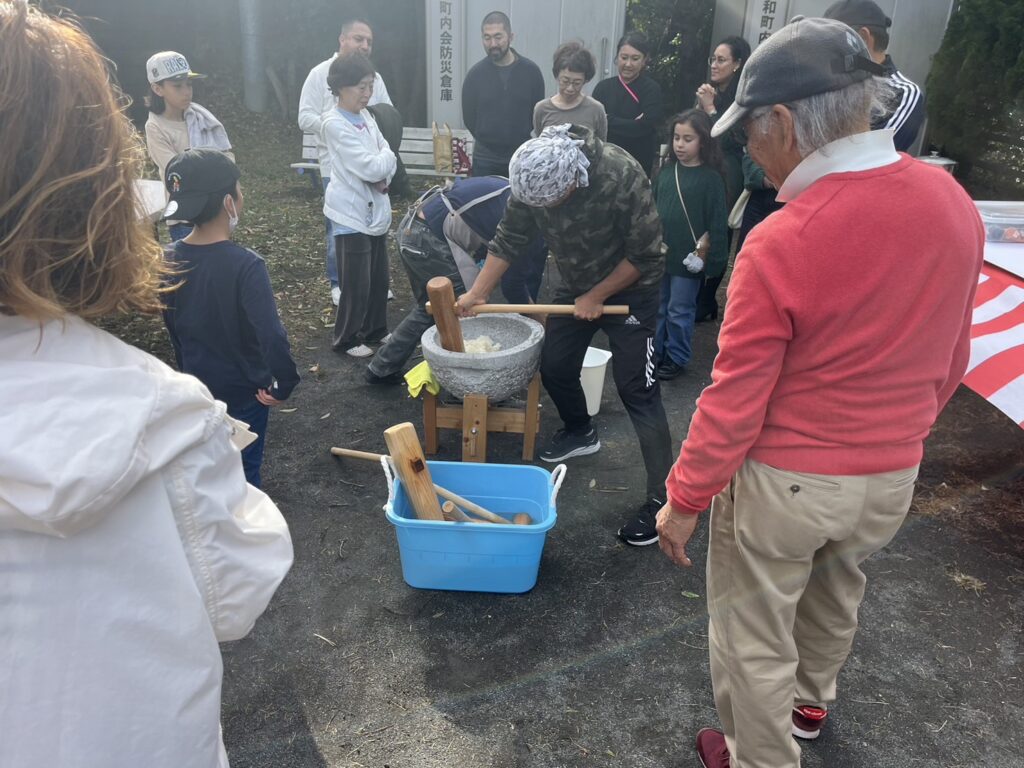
left=161, top=149, right=299, bottom=488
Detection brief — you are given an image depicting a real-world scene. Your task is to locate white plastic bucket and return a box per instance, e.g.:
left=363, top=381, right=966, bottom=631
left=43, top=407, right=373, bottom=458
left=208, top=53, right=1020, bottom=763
left=580, top=347, right=613, bottom=416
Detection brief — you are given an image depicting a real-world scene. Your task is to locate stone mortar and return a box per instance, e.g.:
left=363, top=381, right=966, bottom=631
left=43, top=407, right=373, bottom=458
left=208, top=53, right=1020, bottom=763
left=421, top=313, right=545, bottom=401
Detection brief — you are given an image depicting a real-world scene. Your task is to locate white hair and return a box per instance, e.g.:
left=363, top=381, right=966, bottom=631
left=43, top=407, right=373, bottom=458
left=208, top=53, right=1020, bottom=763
left=748, top=77, right=896, bottom=157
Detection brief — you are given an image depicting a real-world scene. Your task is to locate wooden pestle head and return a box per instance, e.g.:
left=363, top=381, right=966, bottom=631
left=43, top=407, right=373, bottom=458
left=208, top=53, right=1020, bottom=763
left=425, top=276, right=464, bottom=352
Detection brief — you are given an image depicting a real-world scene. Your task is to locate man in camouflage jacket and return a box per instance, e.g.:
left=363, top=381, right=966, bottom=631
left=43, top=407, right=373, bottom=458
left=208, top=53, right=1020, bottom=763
left=457, top=124, right=673, bottom=545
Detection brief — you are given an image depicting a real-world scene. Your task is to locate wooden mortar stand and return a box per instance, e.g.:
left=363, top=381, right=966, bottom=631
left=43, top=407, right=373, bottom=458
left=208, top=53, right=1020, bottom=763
left=422, top=374, right=541, bottom=462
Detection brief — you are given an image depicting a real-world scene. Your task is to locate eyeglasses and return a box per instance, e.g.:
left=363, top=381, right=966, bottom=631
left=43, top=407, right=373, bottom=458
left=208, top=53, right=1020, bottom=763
left=708, top=55, right=732, bottom=66
left=557, top=76, right=585, bottom=89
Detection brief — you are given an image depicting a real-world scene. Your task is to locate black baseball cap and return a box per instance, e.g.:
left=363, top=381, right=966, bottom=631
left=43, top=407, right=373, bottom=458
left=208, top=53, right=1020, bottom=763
left=163, top=149, right=240, bottom=222
left=824, top=0, right=892, bottom=29
left=711, top=17, right=885, bottom=138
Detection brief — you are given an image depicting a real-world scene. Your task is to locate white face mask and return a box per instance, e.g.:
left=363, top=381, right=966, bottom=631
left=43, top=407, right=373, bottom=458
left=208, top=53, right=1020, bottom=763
left=225, top=196, right=239, bottom=233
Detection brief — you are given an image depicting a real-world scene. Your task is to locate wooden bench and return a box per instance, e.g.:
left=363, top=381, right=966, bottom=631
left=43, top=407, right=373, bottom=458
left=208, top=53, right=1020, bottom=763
left=290, top=126, right=474, bottom=184
left=398, top=126, right=473, bottom=178
left=289, top=133, right=321, bottom=189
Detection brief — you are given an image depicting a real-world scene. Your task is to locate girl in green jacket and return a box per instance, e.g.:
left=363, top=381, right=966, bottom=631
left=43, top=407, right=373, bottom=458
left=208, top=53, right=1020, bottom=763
left=653, top=110, right=728, bottom=380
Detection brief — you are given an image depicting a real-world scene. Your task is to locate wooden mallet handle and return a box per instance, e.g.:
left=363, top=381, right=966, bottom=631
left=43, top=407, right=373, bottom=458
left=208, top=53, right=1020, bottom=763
left=425, top=302, right=630, bottom=316
left=442, top=500, right=491, bottom=524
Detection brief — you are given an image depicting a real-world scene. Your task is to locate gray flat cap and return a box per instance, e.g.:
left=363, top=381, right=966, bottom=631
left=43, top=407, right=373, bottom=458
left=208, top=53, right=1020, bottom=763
left=711, top=17, right=884, bottom=137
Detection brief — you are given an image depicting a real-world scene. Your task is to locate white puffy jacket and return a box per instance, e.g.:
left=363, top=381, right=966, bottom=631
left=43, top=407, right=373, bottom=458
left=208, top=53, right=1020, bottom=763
left=0, top=313, right=294, bottom=768
left=321, top=108, right=396, bottom=236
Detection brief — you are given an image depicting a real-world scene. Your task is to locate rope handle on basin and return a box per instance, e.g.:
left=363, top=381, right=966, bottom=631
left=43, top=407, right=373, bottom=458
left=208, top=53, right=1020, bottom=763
left=550, top=464, right=568, bottom=509
left=380, top=454, right=396, bottom=512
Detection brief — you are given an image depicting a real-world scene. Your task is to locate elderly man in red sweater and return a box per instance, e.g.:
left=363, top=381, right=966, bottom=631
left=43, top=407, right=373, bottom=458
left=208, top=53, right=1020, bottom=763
left=655, top=17, right=984, bottom=768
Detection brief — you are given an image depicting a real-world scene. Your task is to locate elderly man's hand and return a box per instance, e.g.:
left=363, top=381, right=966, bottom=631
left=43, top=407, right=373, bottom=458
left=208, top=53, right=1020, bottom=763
left=574, top=292, right=604, bottom=321
left=656, top=503, right=699, bottom=568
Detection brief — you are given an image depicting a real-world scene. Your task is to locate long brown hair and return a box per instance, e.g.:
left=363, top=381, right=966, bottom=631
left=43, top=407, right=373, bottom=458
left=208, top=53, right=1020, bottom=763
left=665, top=109, right=725, bottom=177
left=0, top=3, right=166, bottom=321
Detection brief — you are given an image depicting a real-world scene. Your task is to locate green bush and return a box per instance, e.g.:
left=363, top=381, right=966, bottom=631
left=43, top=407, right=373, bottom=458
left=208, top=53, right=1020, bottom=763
left=626, top=0, right=716, bottom=122
left=927, top=0, right=1024, bottom=197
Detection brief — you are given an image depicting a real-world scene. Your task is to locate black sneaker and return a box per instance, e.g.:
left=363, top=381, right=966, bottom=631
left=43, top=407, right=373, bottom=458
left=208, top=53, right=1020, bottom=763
left=656, top=359, right=687, bottom=380
left=617, top=498, right=662, bottom=546
left=364, top=367, right=404, bottom=386
left=538, top=427, right=600, bottom=462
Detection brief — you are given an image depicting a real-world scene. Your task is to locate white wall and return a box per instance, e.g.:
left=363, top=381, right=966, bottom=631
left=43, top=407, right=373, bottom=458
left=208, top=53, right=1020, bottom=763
left=426, top=0, right=626, bottom=129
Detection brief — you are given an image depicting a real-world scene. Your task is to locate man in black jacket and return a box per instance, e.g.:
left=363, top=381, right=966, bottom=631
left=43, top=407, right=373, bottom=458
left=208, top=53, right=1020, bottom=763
left=461, top=11, right=545, bottom=177
left=825, top=0, right=925, bottom=152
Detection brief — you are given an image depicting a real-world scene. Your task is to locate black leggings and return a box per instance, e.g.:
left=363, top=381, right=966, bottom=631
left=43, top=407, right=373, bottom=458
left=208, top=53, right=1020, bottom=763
left=540, top=287, right=673, bottom=501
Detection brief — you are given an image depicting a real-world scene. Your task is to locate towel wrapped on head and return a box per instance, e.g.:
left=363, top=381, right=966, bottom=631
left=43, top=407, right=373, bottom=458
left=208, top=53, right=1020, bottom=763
left=509, top=124, right=590, bottom=208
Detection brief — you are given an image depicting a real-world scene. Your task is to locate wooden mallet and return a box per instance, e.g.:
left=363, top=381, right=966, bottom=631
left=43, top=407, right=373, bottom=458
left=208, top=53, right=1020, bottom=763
left=382, top=423, right=444, bottom=521
left=331, top=445, right=532, bottom=525
left=425, top=276, right=464, bottom=352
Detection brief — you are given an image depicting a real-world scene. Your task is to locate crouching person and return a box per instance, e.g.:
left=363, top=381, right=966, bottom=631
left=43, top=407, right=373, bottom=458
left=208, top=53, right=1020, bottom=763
left=367, top=175, right=545, bottom=384
left=0, top=6, right=293, bottom=768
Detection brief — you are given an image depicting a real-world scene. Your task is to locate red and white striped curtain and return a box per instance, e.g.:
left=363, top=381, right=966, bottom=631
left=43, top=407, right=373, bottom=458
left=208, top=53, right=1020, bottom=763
left=965, top=260, right=1024, bottom=428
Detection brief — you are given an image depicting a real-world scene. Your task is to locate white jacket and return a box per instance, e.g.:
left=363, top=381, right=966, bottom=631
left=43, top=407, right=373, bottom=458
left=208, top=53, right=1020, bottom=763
left=297, top=54, right=392, bottom=177
left=0, top=313, right=294, bottom=768
left=321, top=108, right=396, bottom=236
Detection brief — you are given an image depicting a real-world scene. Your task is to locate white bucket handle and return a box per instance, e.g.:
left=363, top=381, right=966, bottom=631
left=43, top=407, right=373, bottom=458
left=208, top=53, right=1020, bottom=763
left=549, top=463, right=568, bottom=509
left=379, top=455, right=396, bottom=512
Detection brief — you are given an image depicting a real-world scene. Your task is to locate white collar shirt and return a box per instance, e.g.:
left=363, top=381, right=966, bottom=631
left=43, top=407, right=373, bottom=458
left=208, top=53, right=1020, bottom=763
left=776, top=128, right=900, bottom=203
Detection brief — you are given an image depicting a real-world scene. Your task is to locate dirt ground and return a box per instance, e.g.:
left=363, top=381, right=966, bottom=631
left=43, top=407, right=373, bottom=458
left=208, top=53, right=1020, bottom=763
left=110, top=87, right=1024, bottom=767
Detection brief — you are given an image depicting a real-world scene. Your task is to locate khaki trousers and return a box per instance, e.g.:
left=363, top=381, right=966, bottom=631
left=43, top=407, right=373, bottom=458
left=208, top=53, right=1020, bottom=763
left=707, top=458, right=919, bottom=768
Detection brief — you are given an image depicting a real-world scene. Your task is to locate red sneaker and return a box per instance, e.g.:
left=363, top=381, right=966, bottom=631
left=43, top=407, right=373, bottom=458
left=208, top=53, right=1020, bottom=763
left=696, top=728, right=731, bottom=768
left=792, top=705, right=829, bottom=740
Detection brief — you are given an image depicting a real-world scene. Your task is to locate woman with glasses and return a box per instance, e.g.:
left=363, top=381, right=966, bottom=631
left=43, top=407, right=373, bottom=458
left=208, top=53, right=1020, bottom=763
left=593, top=31, right=664, bottom=175
left=694, top=36, right=751, bottom=321
left=533, top=41, right=607, bottom=140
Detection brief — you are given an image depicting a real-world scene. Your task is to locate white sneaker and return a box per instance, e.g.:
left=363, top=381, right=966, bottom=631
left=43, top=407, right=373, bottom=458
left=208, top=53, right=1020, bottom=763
left=380, top=333, right=393, bottom=345
left=331, top=286, right=341, bottom=306
left=345, top=344, right=373, bottom=358
left=388, top=288, right=395, bottom=301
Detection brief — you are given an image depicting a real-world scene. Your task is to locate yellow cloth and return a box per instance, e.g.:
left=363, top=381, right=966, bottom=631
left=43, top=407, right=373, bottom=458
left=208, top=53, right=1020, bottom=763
left=404, top=361, right=441, bottom=397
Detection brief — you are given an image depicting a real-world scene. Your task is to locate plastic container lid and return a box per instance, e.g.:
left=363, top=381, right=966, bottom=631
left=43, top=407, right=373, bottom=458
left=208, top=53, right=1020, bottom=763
left=918, top=151, right=957, bottom=169
left=975, top=201, right=1024, bottom=223
left=975, top=201, right=1024, bottom=243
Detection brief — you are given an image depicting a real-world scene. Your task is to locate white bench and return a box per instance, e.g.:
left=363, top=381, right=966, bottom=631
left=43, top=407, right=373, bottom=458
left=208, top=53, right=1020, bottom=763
left=290, top=126, right=474, bottom=182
